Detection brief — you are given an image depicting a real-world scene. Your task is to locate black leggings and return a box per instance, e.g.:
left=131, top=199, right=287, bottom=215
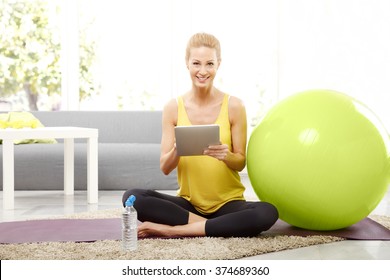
left=122, top=189, right=279, bottom=238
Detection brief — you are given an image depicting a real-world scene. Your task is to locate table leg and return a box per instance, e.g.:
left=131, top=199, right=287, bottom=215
left=3, top=139, right=15, bottom=210
left=64, top=138, right=74, bottom=195
left=87, top=137, right=98, bottom=204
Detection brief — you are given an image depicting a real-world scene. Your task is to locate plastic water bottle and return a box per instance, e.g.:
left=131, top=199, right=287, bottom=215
left=122, top=195, right=137, bottom=251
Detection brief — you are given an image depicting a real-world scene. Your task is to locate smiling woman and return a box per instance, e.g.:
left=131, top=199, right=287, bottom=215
left=120, top=32, right=279, bottom=239
left=186, top=34, right=221, bottom=95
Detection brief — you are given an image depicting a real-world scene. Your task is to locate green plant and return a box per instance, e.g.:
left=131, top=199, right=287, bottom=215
left=0, top=0, right=98, bottom=110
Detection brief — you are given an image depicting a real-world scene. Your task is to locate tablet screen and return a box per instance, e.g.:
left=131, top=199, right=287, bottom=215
left=175, top=124, right=220, bottom=156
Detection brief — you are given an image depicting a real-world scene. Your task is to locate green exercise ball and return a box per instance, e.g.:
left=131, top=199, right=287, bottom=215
left=247, top=89, right=390, bottom=230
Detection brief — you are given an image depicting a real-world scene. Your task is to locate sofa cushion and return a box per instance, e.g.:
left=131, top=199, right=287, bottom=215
left=97, top=143, right=178, bottom=190
left=30, top=111, right=163, bottom=144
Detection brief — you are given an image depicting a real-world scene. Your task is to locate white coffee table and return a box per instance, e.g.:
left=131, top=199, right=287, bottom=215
left=0, top=127, right=98, bottom=210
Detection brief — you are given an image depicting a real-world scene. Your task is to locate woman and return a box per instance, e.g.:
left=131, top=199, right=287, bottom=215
left=123, top=33, right=278, bottom=238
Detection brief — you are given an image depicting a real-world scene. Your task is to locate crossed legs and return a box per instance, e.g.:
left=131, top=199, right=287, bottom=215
left=122, top=189, right=278, bottom=238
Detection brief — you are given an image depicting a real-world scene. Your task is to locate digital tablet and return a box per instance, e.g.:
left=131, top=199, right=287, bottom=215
left=175, top=124, right=220, bottom=156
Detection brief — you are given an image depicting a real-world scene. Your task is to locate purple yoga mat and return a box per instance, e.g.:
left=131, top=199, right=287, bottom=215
left=0, top=217, right=389, bottom=244
left=0, top=218, right=122, bottom=244
left=267, top=217, right=390, bottom=240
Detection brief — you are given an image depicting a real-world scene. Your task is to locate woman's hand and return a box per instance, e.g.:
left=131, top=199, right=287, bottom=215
left=203, top=143, right=230, bottom=161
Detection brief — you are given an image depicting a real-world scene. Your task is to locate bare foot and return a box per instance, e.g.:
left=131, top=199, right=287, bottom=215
left=138, top=221, right=174, bottom=238
left=138, top=220, right=206, bottom=238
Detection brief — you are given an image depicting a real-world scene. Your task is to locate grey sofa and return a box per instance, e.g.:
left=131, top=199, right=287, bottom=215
left=0, top=111, right=178, bottom=191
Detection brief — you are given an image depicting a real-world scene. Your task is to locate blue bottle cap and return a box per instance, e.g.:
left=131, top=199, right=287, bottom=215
left=125, top=195, right=136, bottom=207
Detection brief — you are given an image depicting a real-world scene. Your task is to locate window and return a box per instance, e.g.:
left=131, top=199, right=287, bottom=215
left=1, top=0, right=389, bottom=132
left=0, top=0, right=62, bottom=111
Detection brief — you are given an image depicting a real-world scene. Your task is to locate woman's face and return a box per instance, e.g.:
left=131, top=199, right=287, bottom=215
left=187, top=46, right=220, bottom=89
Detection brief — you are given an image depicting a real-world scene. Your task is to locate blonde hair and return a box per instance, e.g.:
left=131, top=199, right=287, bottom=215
left=185, top=33, right=221, bottom=62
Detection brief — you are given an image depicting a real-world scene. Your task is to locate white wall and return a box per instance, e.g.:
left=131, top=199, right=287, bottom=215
left=277, top=0, right=390, bottom=131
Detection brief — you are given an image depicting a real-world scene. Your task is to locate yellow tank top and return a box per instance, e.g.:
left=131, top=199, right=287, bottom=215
left=177, top=94, right=245, bottom=215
